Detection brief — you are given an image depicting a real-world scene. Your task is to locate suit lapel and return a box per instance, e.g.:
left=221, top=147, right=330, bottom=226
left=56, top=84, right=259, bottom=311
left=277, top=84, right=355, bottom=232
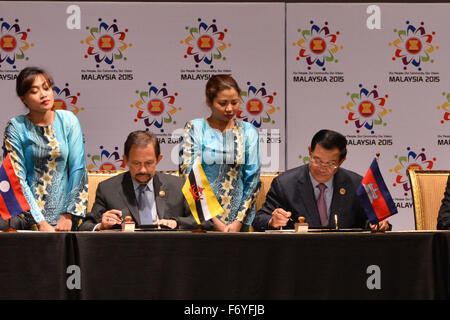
left=120, top=172, right=141, bottom=225
left=297, top=165, right=322, bottom=226
left=153, top=173, right=167, bottom=219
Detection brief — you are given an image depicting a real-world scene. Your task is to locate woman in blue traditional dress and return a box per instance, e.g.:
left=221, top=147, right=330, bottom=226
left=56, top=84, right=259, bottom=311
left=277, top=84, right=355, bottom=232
left=179, top=75, right=260, bottom=232
left=1, top=67, right=88, bottom=231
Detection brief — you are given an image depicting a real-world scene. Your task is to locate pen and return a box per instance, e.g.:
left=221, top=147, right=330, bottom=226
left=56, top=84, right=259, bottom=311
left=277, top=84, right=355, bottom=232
left=156, top=215, right=161, bottom=230
left=120, top=208, right=130, bottom=223
left=280, top=217, right=294, bottom=230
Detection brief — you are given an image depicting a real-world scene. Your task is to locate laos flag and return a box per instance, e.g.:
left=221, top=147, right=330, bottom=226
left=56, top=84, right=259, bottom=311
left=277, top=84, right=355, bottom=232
left=357, top=158, right=398, bottom=224
left=0, top=154, right=30, bottom=220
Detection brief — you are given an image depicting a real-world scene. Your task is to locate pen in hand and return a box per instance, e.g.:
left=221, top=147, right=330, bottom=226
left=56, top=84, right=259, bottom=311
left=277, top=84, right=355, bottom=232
left=120, top=208, right=131, bottom=224
left=280, top=216, right=294, bottom=230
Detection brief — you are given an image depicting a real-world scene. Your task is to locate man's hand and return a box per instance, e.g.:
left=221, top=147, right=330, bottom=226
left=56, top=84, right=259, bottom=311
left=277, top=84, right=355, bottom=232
left=97, top=209, right=123, bottom=231
left=269, top=208, right=292, bottom=229
left=158, top=219, right=177, bottom=229
left=369, top=220, right=390, bottom=232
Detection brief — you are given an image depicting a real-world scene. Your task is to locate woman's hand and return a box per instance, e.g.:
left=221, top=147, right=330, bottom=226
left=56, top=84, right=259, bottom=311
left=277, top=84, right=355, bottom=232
left=55, top=213, right=73, bottom=231
left=212, top=217, right=227, bottom=232
left=224, top=220, right=242, bottom=233
left=37, top=220, right=55, bottom=232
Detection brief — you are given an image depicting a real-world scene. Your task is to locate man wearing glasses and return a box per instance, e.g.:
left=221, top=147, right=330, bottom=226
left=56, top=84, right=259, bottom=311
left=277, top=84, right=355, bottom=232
left=253, top=129, right=390, bottom=231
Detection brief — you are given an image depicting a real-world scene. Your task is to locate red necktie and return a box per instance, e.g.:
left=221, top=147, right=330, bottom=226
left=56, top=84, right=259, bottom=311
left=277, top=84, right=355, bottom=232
left=317, top=183, right=328, bottom=227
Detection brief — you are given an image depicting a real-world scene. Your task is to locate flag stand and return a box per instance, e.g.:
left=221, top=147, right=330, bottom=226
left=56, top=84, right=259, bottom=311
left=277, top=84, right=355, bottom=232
left=3, top=219, right=17, bottom=233
left=370, top=223, right=385, bottom=234
left=192, top=224, right=206, bottom=233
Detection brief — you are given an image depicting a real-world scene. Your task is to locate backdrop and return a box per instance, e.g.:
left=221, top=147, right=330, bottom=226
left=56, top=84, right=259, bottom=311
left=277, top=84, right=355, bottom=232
left=0, top=1, right=448, bottom=230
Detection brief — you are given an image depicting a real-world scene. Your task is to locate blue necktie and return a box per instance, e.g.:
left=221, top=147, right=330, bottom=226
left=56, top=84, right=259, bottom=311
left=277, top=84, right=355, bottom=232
left=138, top=184, right=154, bottom=225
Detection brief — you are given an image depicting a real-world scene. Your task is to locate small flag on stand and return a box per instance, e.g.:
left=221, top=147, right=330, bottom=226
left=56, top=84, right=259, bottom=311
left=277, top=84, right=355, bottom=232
left=182, top=157, right=224, bottom=225
left=0, top=153, right=30, bottom=221
left=357, top=157, right=398, bottom=224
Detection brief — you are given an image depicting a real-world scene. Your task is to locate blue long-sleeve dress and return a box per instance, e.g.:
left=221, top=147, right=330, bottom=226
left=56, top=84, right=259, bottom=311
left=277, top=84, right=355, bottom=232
left=179, top=118, right=261, bottom=227
left=3, top=110, right=88, bottom=226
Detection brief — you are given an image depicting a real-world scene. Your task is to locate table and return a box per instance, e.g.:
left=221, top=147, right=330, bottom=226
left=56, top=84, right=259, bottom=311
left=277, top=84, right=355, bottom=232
left=0, top=231, right=449, bottom=300
left=0, top=233, right=74, bottom=299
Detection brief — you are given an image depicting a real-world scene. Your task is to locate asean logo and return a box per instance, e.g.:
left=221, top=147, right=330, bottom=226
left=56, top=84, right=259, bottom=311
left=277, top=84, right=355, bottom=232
left=52, top=83, right=84, bottom=115
left=0, top=18, right=34, bottom=69
left=81, top=18, right=132, bottom=68
left=180, top=18, right=231, bottom=68
left=389, top=21, right=438, bottom=71
left=341, top=84, right=392, bottom=134
left=390, top=147, right=436, bottom=196
left=130, top=82, right=181, bottom=132
left=87, top=146, right=126, bottom=171
left=236, top=82, right=280, bottom=128
left=293, top=21, right=342, bottom=71
left=437, top=92, right=450, bottom=124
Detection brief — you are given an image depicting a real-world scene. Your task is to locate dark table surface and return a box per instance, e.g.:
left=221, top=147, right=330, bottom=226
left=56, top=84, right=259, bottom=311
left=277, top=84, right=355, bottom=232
left=0, top=230, right=449, bottom=300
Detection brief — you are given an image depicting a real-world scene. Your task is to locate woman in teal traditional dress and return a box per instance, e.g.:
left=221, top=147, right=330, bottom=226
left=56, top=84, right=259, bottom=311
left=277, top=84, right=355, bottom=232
left=179, top=75, right=260, bottom=232
left=1, top=67, right=88, bottom=231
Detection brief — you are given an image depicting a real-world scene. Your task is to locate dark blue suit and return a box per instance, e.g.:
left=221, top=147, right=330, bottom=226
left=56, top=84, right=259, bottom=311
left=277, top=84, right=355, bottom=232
left=252, top=164, right=368, bottom=231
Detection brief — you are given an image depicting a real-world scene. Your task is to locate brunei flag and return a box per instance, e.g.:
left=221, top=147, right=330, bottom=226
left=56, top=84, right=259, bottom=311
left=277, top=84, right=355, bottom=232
left=182, top=157, right=224, bottom=225
left=0, top=154, right=30, bottom=220
left=357, top=157, right=398, bottom=224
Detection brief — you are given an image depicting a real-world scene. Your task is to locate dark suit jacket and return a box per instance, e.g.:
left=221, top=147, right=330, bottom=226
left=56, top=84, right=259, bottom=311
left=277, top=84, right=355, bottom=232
left=252, top=164, right=369, bottom=231
left=79, top=171, right=212, bottom=231
left=437, top=175, right=450, bottom=230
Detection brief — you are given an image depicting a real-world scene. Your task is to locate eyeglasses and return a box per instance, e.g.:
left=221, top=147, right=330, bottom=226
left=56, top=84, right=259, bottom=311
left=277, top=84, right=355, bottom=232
left=309, top=157, right=339, bottom=171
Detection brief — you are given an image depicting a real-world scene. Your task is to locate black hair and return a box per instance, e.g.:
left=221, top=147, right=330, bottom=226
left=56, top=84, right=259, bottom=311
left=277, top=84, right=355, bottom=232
left=124, top=130, right=160, bottom=159
left=310, top=129, right=347, bottom=161
left=16, top=66, right=53, bottom=98
left=205, top=74, right=241, bottom=104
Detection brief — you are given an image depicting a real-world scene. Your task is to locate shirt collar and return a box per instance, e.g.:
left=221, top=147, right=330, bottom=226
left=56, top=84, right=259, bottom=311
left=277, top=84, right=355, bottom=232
left=309, top=171, right=334, bottom=190
left=132, top=177, right=154, bottom=192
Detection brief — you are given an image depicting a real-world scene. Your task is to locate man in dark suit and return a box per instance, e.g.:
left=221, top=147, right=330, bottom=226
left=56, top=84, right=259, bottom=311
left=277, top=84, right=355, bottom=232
left=79, top=130, right=211, bottom=231
left=437, top=176, right=450, bottom=229
left=253, top=129, right=390, bottom=231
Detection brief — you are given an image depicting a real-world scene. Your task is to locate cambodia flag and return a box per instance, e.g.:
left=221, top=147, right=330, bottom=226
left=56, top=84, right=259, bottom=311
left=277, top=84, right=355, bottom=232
left=0, top=154, right=30, bottom=220
left=357, top=158, right=398, bottom=224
